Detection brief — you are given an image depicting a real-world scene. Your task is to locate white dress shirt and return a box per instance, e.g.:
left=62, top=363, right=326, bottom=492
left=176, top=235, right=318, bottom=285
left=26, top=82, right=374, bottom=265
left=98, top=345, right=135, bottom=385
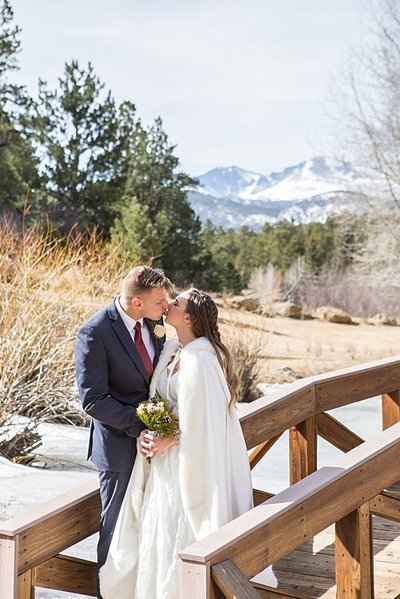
left=115, top=297, right=155, bottom=363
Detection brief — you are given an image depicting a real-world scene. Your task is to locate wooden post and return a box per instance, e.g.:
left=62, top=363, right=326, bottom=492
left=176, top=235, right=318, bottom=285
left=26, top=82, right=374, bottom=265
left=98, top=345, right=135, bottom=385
left=18, top=569, right=34, bottom=599
left=180, top=559, right=219, bottom=599
left=0, top=535, right=18, bottom=599
left=335, top=503, right=374, bottom=599
left=382, top=391, right=400, bottom=430
left=289, top=416, right=317, bottom=485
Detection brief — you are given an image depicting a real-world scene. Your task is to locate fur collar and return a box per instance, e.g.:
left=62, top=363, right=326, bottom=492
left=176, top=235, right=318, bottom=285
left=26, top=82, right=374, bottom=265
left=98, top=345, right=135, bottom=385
left=149, top=336, right=216, bottom=398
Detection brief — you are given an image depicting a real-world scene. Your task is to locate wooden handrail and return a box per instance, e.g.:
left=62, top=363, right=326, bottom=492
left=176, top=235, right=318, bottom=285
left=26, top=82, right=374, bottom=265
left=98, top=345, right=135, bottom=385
left=0, top=477, right=99, bottom=536
left=240, top=354, right=400, bottom=449
left=179, top=422, right=400, bottom=595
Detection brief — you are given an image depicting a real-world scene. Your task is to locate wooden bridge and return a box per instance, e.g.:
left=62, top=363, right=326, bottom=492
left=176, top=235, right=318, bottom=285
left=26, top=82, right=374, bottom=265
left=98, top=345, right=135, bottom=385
left=1, top=355, right=400, bottom=598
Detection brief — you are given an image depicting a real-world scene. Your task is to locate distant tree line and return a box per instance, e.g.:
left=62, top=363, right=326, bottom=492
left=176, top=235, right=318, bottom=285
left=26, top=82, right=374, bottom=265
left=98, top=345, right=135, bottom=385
left=0, top=1, right=372, bottom=291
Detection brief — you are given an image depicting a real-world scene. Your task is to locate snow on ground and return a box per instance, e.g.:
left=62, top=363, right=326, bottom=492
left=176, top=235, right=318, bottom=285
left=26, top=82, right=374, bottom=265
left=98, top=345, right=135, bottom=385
left=0, top=420, right=95, bottom=520
left=0, top=421, right=97, bottom=598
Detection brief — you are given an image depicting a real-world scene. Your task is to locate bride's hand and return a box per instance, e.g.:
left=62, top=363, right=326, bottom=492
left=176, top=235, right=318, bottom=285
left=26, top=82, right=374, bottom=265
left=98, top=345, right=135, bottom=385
left=138, top=430, right=152, bottom=458
left=138, top=430, right=177, bottom=460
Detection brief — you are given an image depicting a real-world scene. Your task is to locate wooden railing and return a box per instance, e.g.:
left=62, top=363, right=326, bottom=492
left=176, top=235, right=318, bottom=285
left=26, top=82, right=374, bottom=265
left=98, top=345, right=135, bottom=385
left=0, top=478, right=100, bottom=597
left=1, top=354, right=400, bottom=598
left=181, top=354, right=400, bottom=598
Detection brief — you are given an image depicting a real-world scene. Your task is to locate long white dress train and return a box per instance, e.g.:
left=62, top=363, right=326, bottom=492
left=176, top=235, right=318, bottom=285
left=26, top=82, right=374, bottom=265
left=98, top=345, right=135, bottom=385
left=100, top=337, right=253, bottom=599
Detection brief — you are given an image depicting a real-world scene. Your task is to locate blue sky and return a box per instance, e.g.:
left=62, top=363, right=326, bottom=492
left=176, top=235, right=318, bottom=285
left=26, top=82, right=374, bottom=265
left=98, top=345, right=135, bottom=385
left=12, top=0, right=370, bottom=176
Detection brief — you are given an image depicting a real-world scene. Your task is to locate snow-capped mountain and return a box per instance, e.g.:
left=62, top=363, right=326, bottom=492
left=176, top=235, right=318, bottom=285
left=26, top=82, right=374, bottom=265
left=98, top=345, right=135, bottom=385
left=187, top=157, right=366, bottom=229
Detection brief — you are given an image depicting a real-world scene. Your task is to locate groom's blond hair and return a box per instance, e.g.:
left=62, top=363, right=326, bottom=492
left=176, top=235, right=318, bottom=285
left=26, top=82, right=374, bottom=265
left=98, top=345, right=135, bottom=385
left=121, top=266, right=173, bottom=302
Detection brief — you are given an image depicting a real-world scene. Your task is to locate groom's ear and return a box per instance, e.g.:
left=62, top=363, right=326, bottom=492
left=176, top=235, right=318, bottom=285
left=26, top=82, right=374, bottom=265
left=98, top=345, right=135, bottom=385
left=132, top=297, right=142, bottom=310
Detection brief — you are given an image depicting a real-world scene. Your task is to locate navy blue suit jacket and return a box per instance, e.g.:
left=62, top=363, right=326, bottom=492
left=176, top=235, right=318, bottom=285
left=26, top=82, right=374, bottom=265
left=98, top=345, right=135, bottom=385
left=75, top=299, right=165, bottom=472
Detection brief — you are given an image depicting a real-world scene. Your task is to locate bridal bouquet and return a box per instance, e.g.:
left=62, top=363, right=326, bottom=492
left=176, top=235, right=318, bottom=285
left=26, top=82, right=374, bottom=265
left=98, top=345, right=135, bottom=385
left=136, top=397, right=179, bottom=438
left=136, top=398, right=179, bottom=463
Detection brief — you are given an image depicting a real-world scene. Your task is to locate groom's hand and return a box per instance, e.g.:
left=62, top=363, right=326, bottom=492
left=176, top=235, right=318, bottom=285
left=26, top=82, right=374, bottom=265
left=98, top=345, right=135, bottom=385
left=138, top=430, right=177, bottom=459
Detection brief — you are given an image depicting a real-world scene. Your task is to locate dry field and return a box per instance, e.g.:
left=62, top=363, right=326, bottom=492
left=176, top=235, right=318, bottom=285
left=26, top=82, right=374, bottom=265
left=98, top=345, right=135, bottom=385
left=217, top=307, right=400, bottom=383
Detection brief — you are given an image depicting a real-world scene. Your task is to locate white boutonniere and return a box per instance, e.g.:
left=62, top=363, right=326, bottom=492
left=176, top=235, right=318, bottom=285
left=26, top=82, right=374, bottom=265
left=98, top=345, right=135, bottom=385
left=153, top=324, right=166, bottom=339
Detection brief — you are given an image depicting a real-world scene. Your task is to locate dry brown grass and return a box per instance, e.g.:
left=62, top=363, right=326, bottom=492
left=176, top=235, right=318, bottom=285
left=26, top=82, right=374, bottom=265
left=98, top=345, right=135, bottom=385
left=217, top=306, right=400, bottom=383
left=0, top=221, right=125, bottom=460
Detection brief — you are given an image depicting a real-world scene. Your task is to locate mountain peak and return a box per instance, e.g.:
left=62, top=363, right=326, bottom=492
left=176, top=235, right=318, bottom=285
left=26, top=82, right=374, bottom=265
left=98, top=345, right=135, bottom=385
left=188, top=156, right=365, bottom=230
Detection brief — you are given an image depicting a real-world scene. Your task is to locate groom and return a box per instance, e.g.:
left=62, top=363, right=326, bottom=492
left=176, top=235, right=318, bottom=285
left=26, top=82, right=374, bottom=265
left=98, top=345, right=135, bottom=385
left=75, top=265, right=173, bottom=590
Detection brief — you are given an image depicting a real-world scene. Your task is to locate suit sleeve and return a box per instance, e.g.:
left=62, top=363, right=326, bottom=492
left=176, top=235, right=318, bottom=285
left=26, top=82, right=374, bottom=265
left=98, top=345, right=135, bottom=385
left=75, top=324, right=145, bottom=437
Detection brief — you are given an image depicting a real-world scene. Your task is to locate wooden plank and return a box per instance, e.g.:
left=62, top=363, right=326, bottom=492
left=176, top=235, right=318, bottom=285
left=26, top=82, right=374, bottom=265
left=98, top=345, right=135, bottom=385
left=370, top=491, right=400, bottom=522
left=289, top=416, right=317, bottom=484
left=17, top=492, right=101, bottom=574
left=249, top=435, right=282, bottom=470
left=212, top=559, right=261, bottom=598
left=382, top=391, right=400, bottom=430
left=316, top=413, right=364, bottom=453
left=17, top=569, right=33, bottom=599
left=0, top=535, right=18, bottom=598
left=252, top=581, right=314, bottom=598
left=264, top=515, right=400, bottom=599
left=335, top=503, right=373, bottom=599
left=259, top=569, right=336, bottom=599
left=240, top=382, right=315, bottom=450
left=179, top=423, right=400, bottom=583
left=315, top=360, right=400, bottom=413
left=272, top=545, right=335, bottom=577
left=33, top=554, right=97, bottom=596
left=254, top=490, right=274, bottom=507
left=387, top=479, right=400, bottom=496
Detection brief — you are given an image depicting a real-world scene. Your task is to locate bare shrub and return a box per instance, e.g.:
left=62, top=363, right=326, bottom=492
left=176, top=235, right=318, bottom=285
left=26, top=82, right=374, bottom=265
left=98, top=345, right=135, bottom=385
left=249, top=265, right=282, bottom=305
left=0, top=220, right=127, bottom=460
left=351, top=214, right=400, bottom=289
left=221, top=327, right=263, bottom=403
left=250, top=259, right=310, bottom=307
left=293, top=268, right=400, bottom=320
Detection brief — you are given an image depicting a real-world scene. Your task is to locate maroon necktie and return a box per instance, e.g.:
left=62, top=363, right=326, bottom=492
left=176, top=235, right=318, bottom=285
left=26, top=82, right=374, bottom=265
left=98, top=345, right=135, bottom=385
left=134, top=322, right=153, bottom=377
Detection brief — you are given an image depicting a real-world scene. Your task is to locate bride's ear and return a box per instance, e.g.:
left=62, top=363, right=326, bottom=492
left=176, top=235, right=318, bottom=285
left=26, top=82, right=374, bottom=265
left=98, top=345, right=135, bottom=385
left=184, top=314, right=191, bottom=327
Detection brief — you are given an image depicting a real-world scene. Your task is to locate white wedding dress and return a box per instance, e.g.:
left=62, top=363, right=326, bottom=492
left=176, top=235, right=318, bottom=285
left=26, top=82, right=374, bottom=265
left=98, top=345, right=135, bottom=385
left=100, top=337, right=253, bottom=599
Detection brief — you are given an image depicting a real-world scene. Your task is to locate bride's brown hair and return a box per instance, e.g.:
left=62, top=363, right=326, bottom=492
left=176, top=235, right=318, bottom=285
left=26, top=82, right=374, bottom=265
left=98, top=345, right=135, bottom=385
left=185, top=288, right=240, bottom=408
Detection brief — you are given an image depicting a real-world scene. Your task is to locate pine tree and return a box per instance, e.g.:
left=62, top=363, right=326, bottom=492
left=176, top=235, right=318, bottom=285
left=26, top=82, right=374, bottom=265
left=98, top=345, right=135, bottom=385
left=0, top=0, right=39, bottom=213
left=119, top=117, right=204, bottom=284
left=22, top=61, right=126, bottom=232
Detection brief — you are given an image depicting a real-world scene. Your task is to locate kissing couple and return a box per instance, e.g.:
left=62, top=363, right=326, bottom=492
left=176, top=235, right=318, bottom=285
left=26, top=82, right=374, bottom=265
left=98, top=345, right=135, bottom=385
left=75, top=265, right=253, bottom=598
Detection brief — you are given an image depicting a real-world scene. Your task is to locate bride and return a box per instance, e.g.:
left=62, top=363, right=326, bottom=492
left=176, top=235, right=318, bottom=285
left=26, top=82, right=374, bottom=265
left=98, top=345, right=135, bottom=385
left=100, top=288, right=253, bottom=598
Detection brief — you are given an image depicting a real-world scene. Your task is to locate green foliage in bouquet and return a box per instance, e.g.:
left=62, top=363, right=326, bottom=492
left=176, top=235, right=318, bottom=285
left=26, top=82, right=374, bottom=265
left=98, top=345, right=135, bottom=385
left=136, top=397, right=178, bottom=437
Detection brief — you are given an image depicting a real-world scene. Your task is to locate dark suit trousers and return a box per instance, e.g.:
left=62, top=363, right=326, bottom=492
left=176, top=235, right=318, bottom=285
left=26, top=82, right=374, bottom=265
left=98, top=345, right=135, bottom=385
left=97, top=468, right=132, bottom=594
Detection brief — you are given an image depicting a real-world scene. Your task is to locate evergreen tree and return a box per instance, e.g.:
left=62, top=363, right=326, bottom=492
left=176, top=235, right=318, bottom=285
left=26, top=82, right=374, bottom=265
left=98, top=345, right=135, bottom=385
left=198, top=221, right=244, bottom=292
left=120, top=117, right=204, bottom=284
left=109, top=195, right=162, bottom=265
left=234, top=226, right=260, bottom=281
left=0, top=0, right=39, bottom=212
left=303, top=222, right=334, bottom=272
left=22, top=61, right=125, bottom=232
